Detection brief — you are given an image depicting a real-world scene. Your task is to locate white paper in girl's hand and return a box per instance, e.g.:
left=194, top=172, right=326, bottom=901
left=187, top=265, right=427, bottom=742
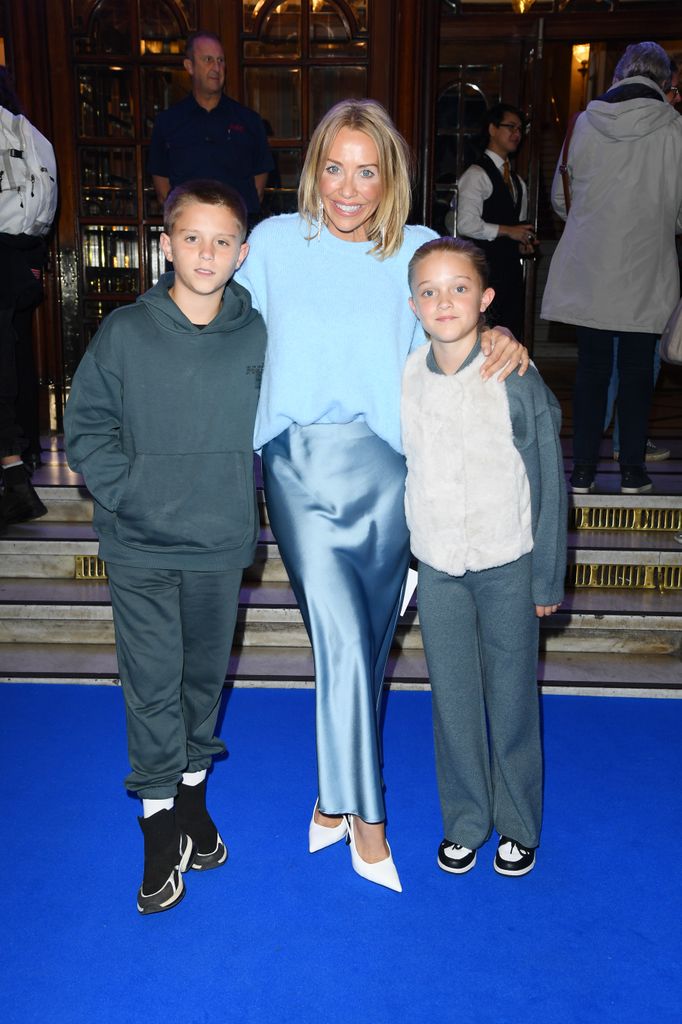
left=400, top=567, right=418, bottom=617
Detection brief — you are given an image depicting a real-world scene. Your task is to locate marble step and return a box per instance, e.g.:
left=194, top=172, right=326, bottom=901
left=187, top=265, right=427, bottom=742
left=23, top=456, right=682, bottom=527
left=31, top=484, right=271, bottom=525
left=1, top=578, right=680, bottom=654
left=3, top=516, right=682, bottom=582
left=0, top=642, right=679, bottom=696
left=0, top=523, right=282, bottom=579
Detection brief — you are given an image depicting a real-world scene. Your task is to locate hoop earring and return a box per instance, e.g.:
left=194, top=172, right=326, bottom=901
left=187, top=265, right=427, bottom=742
left=316, top=197, right=324, bottom=240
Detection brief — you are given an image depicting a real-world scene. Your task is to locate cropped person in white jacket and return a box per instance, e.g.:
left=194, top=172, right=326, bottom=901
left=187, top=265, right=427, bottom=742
left=541, top=41, right=682, bottom=496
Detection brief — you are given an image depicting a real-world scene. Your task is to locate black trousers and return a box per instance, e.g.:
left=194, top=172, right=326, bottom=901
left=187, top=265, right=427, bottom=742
left=573, top=327, right=657, bottom=472
left=0, top=307, right=23, bottom=458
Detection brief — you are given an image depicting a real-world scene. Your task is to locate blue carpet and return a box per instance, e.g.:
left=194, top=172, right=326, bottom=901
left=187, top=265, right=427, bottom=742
left=2, top=685, right=681, bottom=1024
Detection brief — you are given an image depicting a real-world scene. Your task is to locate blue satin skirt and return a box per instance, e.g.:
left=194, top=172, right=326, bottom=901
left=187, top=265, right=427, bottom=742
left=262, top=421, right=410, bottom=823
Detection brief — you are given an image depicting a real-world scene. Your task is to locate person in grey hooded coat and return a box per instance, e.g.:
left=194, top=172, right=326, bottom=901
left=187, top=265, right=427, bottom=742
left=541, top=41, right=682, bottom=496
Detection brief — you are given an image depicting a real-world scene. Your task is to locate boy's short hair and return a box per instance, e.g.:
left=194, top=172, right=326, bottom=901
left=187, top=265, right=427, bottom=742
left=163, top=179, right=248, bottom=241
left=408, top=236, right=490, bottom=292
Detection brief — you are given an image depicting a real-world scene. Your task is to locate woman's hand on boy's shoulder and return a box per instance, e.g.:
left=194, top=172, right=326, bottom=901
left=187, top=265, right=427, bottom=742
left=480, top=326, right=530, bottom=381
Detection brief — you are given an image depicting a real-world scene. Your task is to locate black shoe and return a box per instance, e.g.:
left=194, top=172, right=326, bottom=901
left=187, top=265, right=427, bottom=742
left=175, top=779, right=228, bottom=871
left=437, top=839, right=476, bottom=875
left=137, top=808, right=194, bottom=915
left=494, top=836, right=536, bottom=877
left=620, top=468, right=653, bottom=495
left=569, top=466, right=596, bottom=494
left=23, top=450, right=43, bottom=474
left=0, top=480, right=47, bottom=523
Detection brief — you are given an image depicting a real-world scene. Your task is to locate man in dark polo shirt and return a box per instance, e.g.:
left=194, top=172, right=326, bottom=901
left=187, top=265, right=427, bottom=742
left=455, top=103, right=537, bottom=339
left=149, top=31, right=273, bottom=225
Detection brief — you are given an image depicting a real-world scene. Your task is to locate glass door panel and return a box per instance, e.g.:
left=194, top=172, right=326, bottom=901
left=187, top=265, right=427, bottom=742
left=309, top=66, right=367, bottom=127
left=244, top=1, right=302, bottom=59
left=245, top=67, right=302, bottom=139
left=80, top=146, right=138, bottom=218
left=72, top=0, right=133, bottom=55
left=82, top=225, right=139, bottom=296
left=310, top=1, right=367, bottom=58
left=78, top=67, right=135, bottom=138
left=141, top=65, right=188, bottom=137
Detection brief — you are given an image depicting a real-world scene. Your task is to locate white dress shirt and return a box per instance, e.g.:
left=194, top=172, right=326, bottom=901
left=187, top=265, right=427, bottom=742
left=455, top=149, right=528, bottom=240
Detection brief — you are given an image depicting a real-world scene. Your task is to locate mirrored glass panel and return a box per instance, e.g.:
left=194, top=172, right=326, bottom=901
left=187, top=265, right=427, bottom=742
left=268, top=148, right=301, bottom=190
left=143, top=171, right=164, bottom=221
left=244, top=0, right=302, bottom=59
left=139, top=0, right=186, bottom=55
left=73, top=0, right=132, bottom=55
left=309, top=66, right=366, bottom=129
left=82, top=298, right=129, bottom=347
left=347, top=0, right=368, bottom=31
left=310, top=1, right=367, bottom=58
left=145, top=224, right=165, bottom=288
left=82, top=225, right=139, bottom=294
left=78, top=68, right=134, bottom=138
left=245, top=67, right=301, bottom=139
left=80, top=146, right=137, bottom=218
left=141, top=66, right=188, bottom=137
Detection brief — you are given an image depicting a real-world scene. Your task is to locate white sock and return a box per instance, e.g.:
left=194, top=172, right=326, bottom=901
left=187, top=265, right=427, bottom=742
left=142, top=797, right=174, bottom=818
left=2, top=460, right=23, bottom=470
left=182, top=770, right=207, bottom=787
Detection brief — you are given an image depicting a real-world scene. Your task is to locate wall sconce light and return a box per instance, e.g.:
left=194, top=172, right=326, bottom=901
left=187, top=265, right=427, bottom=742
left=573, top=43, right=591, bottom=75
left=511, top=0, right=536, bottom=12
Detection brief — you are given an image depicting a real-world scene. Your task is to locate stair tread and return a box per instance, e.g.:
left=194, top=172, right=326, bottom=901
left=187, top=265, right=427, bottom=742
left=567, top=530, right=682, bottom=552
left=0, top=643, right=679, bottom=690
left=0, top=522, right=277, bottom=544
left=1, top=576, right=681, bottom=614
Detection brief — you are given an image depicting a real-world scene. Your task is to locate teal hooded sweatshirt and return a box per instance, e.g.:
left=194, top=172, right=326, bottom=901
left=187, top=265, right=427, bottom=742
left=65, top=273, right=266, bottom=571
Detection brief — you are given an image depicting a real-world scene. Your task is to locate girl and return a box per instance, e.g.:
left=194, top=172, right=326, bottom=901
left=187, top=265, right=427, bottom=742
left=401, top=237, right=566, bottom=876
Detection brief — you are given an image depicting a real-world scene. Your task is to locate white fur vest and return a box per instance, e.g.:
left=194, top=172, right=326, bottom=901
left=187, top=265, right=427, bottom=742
left=401, top=345, right=533, bottom=576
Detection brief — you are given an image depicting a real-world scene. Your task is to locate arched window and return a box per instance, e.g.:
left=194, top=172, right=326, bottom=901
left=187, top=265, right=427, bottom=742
left=242, top=0, right=370, bottom=214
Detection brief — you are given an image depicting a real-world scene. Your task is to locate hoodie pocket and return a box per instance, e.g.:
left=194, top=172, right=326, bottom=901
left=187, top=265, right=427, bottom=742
left=115, top=452, right=254, bottom=552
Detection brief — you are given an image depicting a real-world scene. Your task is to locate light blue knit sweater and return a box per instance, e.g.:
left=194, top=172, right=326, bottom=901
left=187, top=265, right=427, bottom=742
left=235, top=213, right=437, bottom=452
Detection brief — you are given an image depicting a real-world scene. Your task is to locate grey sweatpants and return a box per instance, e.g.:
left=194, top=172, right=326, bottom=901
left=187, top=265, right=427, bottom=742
left=107, top=562, right=242, bottom=799
left=418, top=553, right=543, bottom=850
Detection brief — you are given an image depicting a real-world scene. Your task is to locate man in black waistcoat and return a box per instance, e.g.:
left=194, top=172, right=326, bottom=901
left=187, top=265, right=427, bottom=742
left=456, top=104, right=537, bottom=339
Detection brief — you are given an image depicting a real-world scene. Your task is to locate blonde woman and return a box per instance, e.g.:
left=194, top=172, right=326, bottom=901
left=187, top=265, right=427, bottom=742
left=236, top=100, right=527, bottom=891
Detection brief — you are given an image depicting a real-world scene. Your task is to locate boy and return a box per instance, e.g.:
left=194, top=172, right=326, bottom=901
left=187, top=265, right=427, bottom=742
left=65, top=180, right=266, bottom=914
left=401, top=237, right=566, bottom=877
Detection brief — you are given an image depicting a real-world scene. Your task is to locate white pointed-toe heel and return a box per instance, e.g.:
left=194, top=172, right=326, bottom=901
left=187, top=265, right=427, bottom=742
left=346, top=815, right=402, bottom=893
left=308, top=799, right=349, bottom=853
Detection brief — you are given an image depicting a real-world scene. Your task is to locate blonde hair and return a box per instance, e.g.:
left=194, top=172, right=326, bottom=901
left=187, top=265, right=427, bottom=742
left=298, top=99, right=413, bottom=260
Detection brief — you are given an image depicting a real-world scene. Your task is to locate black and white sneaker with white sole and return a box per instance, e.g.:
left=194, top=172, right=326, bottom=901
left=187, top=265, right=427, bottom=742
left=494, top=836, right=535, bottom=877
left=191, top=832, right=228, bottom=871
left=437, top=839, right=477, bottom=874
left=137, top=826, right=194, bottom=915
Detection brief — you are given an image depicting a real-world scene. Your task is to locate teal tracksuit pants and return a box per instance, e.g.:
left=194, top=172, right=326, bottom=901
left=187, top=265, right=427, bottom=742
left=107, top=563, right=242, bottom=799
left=418, top=553, right=543, bottom=851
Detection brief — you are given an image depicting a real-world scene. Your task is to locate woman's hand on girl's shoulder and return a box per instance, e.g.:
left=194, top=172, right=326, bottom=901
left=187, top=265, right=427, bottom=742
left=480, top=326, right=530, bottom=381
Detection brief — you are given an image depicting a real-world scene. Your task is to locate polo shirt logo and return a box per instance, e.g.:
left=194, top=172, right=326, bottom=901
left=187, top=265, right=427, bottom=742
left=228, top=123, right=246, bottom=133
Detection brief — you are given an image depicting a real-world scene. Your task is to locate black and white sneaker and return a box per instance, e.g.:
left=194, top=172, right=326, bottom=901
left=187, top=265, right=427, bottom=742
left=191, top=832, right=228, bottom=871
left=494, top=836, right=536, bottom=877
left=176, top=779, right=228, bottom=872
left=137, top=810, right=194, bottom=915
left=569, top=466, right=596, bottom=494
left=437, top=839, right=477, bottom=874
